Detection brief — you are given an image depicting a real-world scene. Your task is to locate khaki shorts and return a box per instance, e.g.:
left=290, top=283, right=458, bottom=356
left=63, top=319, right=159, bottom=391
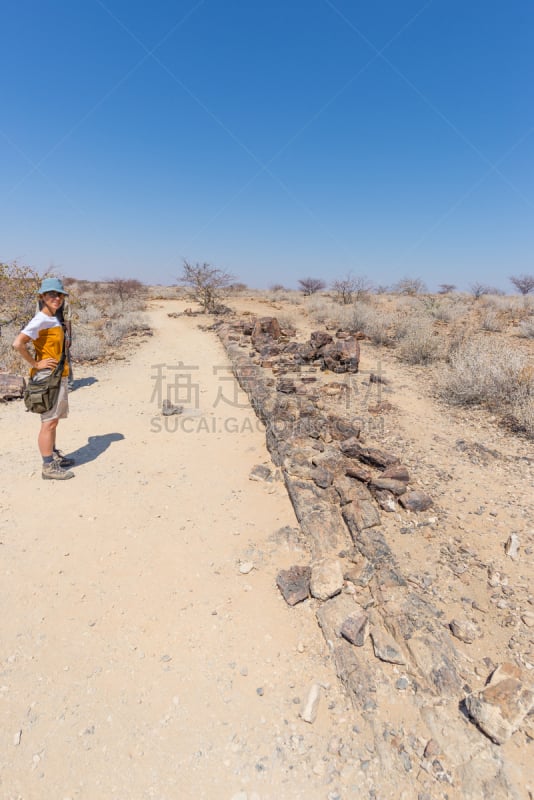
left=41, top=377, right=69, bottom=422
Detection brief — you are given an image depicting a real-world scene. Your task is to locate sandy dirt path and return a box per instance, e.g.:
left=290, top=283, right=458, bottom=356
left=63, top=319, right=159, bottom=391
left=0, top=302, right=350, bottom=800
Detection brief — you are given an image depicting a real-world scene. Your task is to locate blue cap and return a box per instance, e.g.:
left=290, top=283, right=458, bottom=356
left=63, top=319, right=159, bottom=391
left=38, top=277, right=69, bottom=295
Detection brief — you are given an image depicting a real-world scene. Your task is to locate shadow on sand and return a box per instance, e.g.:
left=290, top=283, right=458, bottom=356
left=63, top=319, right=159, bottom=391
left=69, top=377, right=98, bottom=391
left=69, top=433, right=125, bottom=466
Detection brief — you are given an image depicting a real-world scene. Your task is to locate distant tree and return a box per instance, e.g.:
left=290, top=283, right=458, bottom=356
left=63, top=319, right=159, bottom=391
left=331, top=273, right=373, bottom=304
left=392, top=276, right=427, bottom=296
left=375, top=284, right=389, bottom=294
left=438, top=283, right=456, bottom=294
left=105, top=278, right=146, bottom=303
left=269, top=283, right=286, bottom=292
left=469, top=282, right=499, bottom=299
left=179, top=260, right=235, bottom=313
left=228, top=282, right=248, bottom=294
left=470, top=282, right=487, bottom=299
left=331, top=274, right=356, bottom=305
left=509, top=274, right=534, bottom=295
left=298, top=277, right=326, bottom=296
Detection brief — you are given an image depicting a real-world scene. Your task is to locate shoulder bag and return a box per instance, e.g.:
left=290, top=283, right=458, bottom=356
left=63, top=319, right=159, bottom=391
left=23, top=338, right=67, bottom=414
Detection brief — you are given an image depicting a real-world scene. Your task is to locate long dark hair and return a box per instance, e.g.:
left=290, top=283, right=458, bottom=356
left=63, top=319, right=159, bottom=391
left=37, top=297, right=67, bottom=329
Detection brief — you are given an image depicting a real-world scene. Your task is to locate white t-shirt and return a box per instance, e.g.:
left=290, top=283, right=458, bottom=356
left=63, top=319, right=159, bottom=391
left=22, top=311, right=61, bottom=340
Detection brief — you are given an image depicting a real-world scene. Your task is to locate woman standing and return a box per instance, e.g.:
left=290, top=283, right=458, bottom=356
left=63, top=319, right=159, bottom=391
left=12, top=277, right=75, bottom=480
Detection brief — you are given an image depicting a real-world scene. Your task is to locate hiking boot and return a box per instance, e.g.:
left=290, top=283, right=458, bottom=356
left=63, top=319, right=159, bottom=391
left=42, top=460, right=75, bottom=480
left=53, top=449, right=75, bottom=468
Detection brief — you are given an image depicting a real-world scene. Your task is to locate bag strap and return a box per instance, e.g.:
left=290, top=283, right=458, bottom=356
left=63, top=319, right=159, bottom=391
left=51, top=332, right=67, bottom=378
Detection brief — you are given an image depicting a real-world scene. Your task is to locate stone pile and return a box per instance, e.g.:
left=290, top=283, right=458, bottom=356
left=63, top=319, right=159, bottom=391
left=248, top=315, right=361, bottom=374
left=216, top=315, right=532, bottom=798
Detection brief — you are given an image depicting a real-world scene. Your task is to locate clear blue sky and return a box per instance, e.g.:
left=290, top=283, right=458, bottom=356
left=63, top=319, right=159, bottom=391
left=1, top=0, right=532, bottom=290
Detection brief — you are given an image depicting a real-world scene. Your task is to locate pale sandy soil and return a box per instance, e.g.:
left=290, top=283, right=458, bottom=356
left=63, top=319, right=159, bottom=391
left=0, top=301, right=360, bottom=800
left=1, top=297, right=532, bottom=800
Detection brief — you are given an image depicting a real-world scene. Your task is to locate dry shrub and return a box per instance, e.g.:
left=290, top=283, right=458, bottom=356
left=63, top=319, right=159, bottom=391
left=437, top=338, right=529, bottom=411
left=103, top=313, right=151, bottom=345
left=349, top=301, right=373, bottom=332
left=275, top=310, right=300, bottom=332
left=479, top=311, right=504, bottom=332
left=0, top=262, right=42, bottom=328
left=418, top=297, right=469, bottom=324
left=148, top=286, right=186, bottom=300
left=102, top=278, right=147, bottom=304
left=306, top=296, right=351, bottom=328
left=508, top=390, right=534, bottom=437
left=306, top=296, right=335, bottom=324
left=446, top=320, right=478, bottom=361
left=77, top=305, right=103, bottom=324
left=305, top=296, right=395, bottom=342
left=265, top=289, right=302, bottom=304
left=71, top=329, right=105, bottom=361
left=0, top=323, right=19, bottom=372
left=397, top=319, right=443, bottom=364
left=365, top=313, right=398, bottom=346
left=345, top=301, right=396, bottom=344
left=519, top=317, right=534, bottom=339
left=479, top=294, right=514, bottom=312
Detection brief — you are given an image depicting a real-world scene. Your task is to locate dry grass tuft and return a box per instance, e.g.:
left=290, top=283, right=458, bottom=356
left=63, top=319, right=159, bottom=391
left=397, top=319, right=443, bottom=364
left=519, top=317, right=534, bottom=339
left=437, top=338, right=533, bottom=436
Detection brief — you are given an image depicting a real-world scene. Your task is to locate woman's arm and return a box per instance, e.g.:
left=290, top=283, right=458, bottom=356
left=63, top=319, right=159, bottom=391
left=12, top=332, right=57, bottom=370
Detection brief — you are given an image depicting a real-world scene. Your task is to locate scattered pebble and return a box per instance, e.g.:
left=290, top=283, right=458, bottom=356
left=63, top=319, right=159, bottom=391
left=301, top=683, right=321, bottom=724
left=505, top=534, right=520, bottom=561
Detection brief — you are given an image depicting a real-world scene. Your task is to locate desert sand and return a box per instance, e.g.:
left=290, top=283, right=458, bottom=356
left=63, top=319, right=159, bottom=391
left=1, top=301, right=357, bottom=800
left=1, top=298, right=532, bottom=800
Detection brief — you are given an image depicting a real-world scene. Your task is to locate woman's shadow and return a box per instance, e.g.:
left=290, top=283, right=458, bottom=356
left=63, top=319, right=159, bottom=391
left=69, top=433, right=125, bottom=466
left=69, top=377, right=98, bottom=391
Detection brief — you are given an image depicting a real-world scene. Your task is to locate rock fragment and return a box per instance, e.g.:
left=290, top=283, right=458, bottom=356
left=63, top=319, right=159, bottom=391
left=310, top=558, right=344, bottom=601
left=464, top=662, right=534, bottom=744
left=251, top=316, right=282, bottom=346
left=276, top=566, right=311, bottom=606
left=328, top=415, right=361, bottom=441
left=340, top=612, right=369, bottom=646
left=449, top=619, right=481, bottom=644
left=161, top=400, right=183, bottom=416
left=381, top=464, right=410, bottom=482
left=370, top=628, right=406, bottom=665
left=504, top=533, right=520, bottom=561
left=399, top=491, right=433, bottom=512
left=372, top=489, right=397, bottom=513
left=370, top=477, right=407, bottom=495
left=345, top=464, right=372, bottom=483
left=423, top=738, right=440, bottom=759
left=312, top=466, right=334, bottom=489
left=249, top=464, right=272, bottom=482
left=342, top=498, right=381, bottom=534
left=340, top=438, right=400, bottom=469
